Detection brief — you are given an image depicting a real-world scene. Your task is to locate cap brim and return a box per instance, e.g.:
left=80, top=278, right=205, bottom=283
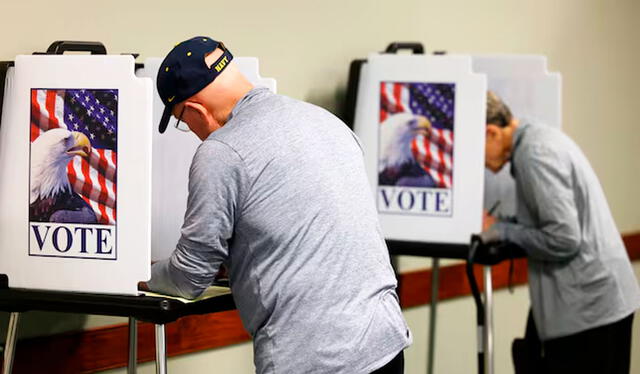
left=159, top=105, right=172, bottom=134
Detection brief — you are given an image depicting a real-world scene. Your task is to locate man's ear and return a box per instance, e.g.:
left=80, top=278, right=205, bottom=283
left=486, top=124, right=501, bottom=141
left=184, top=101, right=210, bottom=124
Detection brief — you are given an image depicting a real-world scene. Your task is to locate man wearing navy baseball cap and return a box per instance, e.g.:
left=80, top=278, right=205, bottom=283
left=156, top=36, right=249, bottom=138
left=147, top=36, right=412, bottom=374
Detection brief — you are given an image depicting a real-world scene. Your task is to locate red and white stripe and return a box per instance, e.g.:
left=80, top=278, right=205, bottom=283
left=380, top=82, right=410, bottom=122
left=411, top=133, right=453, bottom=188
left=31, top=89, right=117, bottom=225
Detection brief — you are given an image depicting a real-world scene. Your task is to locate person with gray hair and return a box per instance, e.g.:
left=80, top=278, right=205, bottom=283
left=485, top=90, right=513, bottom=128
left=482, top=91, right=639, bottom=374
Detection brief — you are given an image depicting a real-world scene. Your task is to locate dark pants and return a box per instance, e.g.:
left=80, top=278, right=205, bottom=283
left=371, top=351, right=404, bottom=374
left=513, top=311, right=634, bottom=374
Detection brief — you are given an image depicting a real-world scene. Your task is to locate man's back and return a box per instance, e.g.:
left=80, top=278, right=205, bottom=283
left=199, top=87, right=411, bottom=373
left=507, top=123, right=640, bottom=339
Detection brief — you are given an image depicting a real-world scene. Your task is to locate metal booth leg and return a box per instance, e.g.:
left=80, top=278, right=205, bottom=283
left=483, top=266, right=494, bottom=374
left=128, top=317, right=138, bottom=374
left=427, top=258, right=440, bottom=374
left=3, top=312, right=20, bottom=374
left=155, top=324, right=167, bottom=374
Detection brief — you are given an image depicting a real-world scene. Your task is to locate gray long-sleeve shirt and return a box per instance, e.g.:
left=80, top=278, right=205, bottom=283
left=494, top=122, right=640, bottom=340
left=148, top=87, right=411, bottom=373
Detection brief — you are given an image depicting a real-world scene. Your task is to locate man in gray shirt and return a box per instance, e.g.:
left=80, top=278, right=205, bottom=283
left=483, top=91, right=640, bottom=373
left=146, top=36, right=411, bottom=374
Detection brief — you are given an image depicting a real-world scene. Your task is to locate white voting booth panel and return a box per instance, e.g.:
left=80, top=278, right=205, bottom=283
left=136, top=57, right=276, bottom=261
left=0, top=55, right=153, bottom=295
left=354, top=54, right=487, bottom=244
left=472, top=56, right=561, bottom=217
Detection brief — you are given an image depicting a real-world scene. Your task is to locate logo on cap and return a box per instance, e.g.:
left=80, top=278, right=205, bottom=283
left=214, top=56, right=230, bottom=72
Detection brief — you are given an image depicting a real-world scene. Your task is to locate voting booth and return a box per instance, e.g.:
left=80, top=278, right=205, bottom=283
left=0, top=49, right=153, bottom=295
left=347, top=48, right=562, bottom=248
left=345, top=43, right=561, bottom=374
left=0, top=41, right=275, bottom=374
left=352, top=46, right=487, bottom=246
left=0, top=47, right=277, bottom=291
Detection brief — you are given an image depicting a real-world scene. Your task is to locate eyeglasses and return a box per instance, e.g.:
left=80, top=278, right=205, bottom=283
left=173, top=105, right=190, bottom=132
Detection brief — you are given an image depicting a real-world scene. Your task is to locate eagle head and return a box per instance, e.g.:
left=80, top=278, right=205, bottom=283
left=379, top=113, right=432, bottom=173
left=30, top=128, right=92, bottom=204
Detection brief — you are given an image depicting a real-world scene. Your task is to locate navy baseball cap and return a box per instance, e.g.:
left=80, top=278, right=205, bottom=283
left=157, top=36, right=234, bottom=133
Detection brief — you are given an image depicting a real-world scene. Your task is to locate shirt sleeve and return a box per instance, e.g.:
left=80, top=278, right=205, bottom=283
left=147, top=140, right=248, bottom=299
left=494, top=144, right=581, bottom=262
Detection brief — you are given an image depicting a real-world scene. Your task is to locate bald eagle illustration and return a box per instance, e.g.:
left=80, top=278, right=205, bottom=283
left=378, top=113, right=436, bottom=187
left=29, top=128, right=97, bottom=223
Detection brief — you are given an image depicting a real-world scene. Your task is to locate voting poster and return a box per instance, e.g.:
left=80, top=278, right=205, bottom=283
left=378, top=82, right=454, bottom=217
left=0, top=55, right=151, bottom=295
left=29, top=88, right=118, bottom=260
left=353, top=54, right=486, bottom=244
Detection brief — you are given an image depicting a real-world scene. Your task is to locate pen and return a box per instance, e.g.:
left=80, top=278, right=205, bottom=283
left=488, top=200, right=501, bottom=216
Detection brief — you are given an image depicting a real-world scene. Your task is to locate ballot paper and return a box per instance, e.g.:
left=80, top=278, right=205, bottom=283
left=140, top=285, right=231, bottom=303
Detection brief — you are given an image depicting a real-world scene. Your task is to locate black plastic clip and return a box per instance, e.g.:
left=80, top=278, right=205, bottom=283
left=0, top=61, right=15, bottom=131
left=34, top=41, right=143, bottom=70
left=384, top=42, right=425, bottom=55
left=41, top=40, right=108, bottom=55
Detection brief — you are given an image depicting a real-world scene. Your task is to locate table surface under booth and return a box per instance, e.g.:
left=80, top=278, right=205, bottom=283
left=0, top=286, right=236, bottom=325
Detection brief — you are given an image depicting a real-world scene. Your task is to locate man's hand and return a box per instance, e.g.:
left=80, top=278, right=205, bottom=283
left=480, top=210, right=502, bottom=244
left=138, top=281, right=150, bottom=291
left=483, top=209, right=497, bottom=231
left=215, top=264, right=228, bottom=281
left=137, top=261, right=158, bottom=292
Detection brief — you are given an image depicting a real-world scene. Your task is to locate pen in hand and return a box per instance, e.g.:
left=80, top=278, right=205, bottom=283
left=488, top=200, right=501, bottom=216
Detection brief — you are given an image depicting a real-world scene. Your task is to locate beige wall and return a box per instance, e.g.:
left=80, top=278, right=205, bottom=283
left=2, top=0, right=639, bottom=234
left=0, top=0, right=638, bottom=373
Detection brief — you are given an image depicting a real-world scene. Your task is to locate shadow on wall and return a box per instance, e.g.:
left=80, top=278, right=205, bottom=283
left=304, top=85, right=348, bottom=124
left=0, top=312, right=88, bottom=345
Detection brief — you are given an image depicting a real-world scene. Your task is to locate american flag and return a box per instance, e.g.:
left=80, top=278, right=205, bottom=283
left=380, top=82, right=455, bottom=188
left=30, top=89, right=117, bottom=225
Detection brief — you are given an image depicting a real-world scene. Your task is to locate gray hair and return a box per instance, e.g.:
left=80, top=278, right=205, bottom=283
left=486, top=91, right=512, bottom=127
